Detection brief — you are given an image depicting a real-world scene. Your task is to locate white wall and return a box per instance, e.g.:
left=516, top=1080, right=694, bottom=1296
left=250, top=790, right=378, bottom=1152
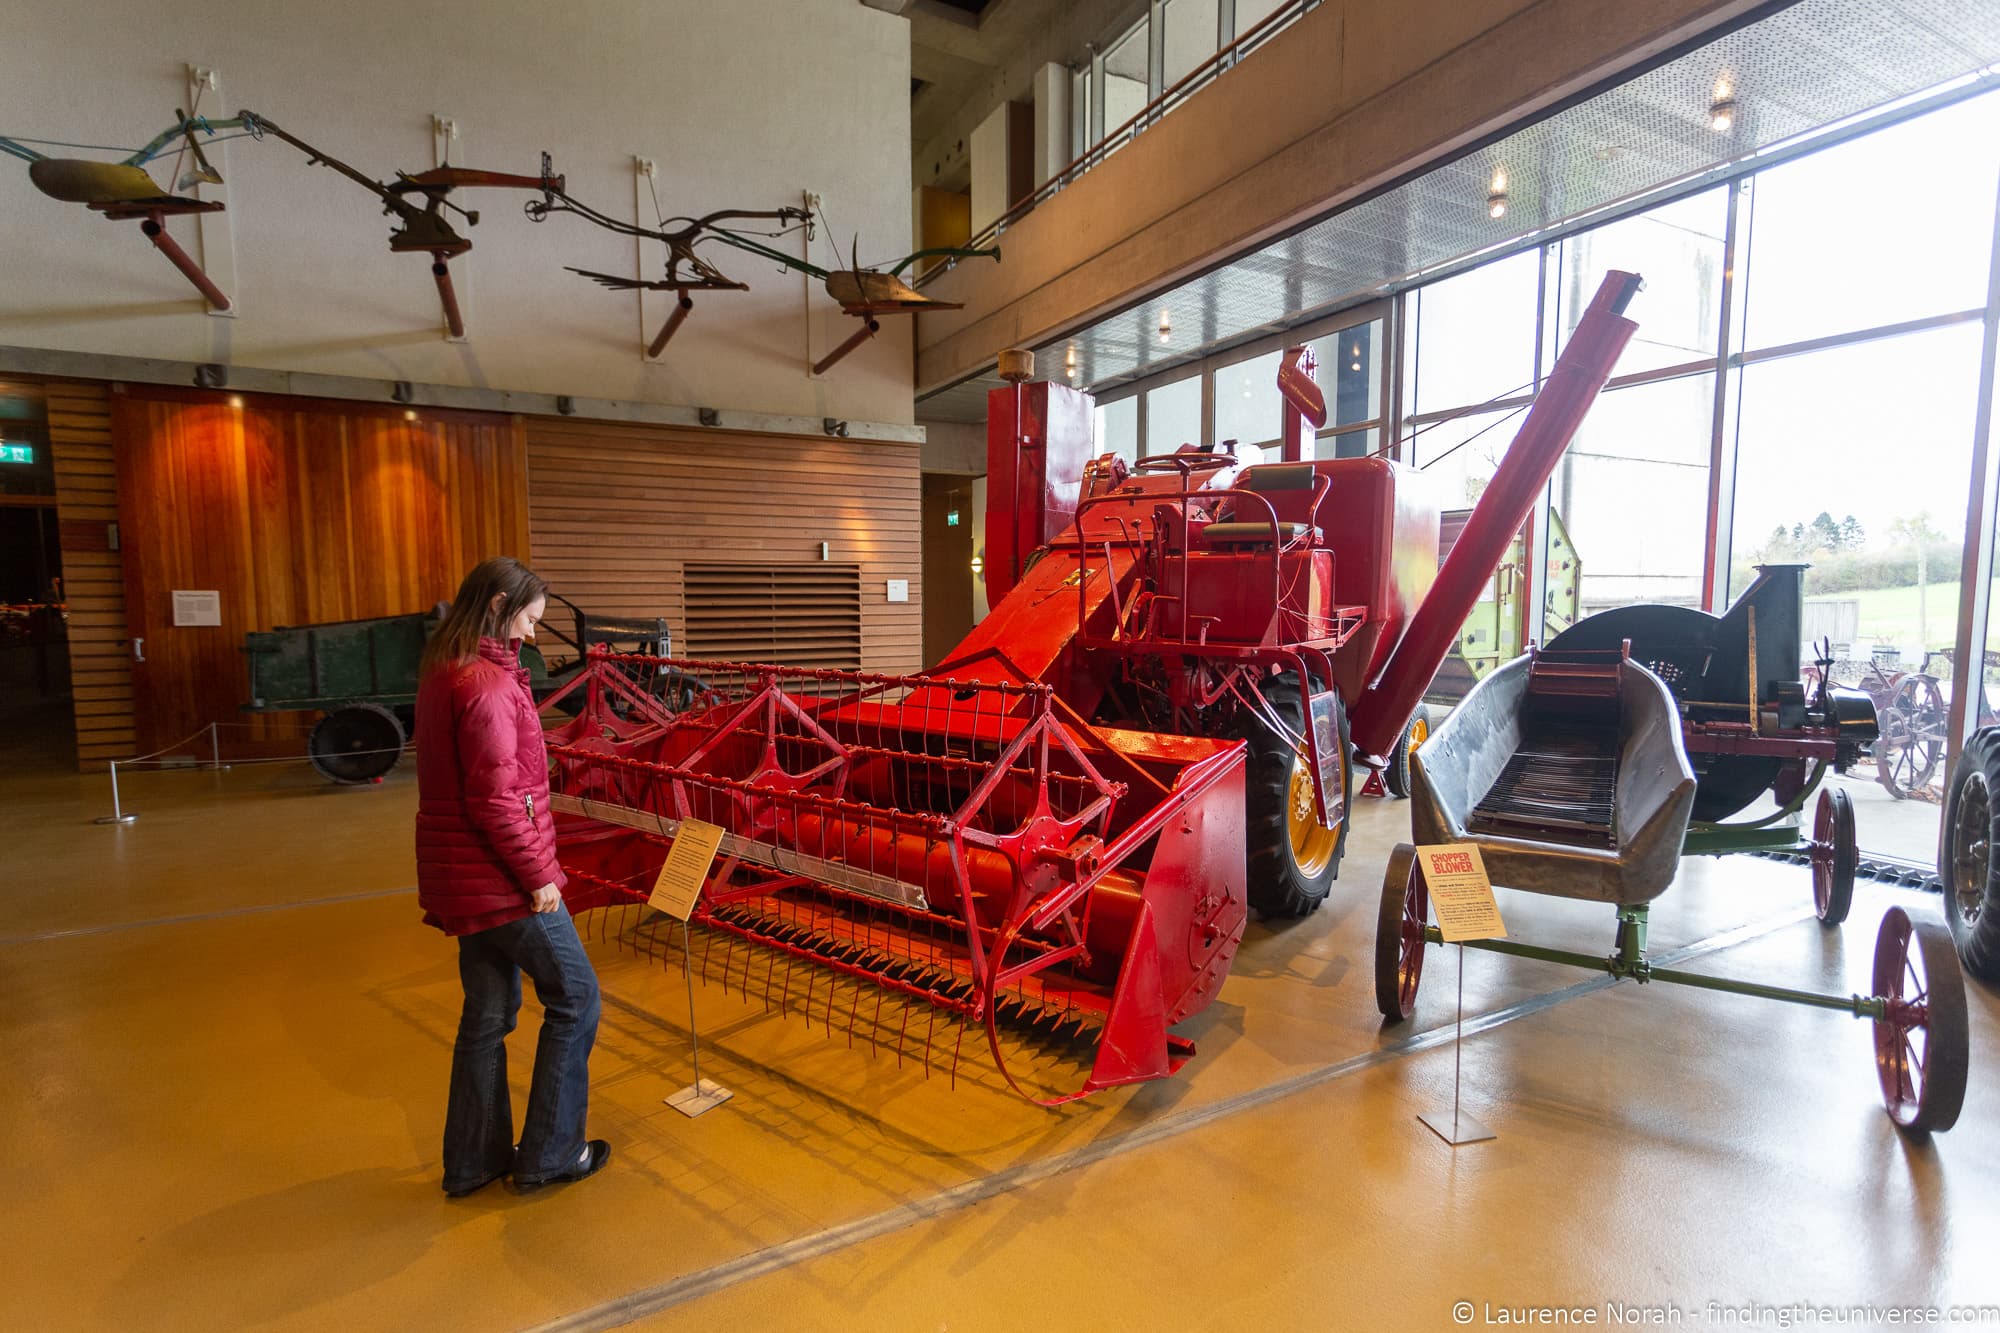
left=968, top=101, right=1012, bottom=237
left=0, top=0, right=916, bottom=424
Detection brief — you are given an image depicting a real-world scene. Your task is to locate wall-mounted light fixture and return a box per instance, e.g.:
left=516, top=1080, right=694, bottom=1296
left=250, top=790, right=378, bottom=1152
left=1487, top=169, right=1509, bottom=220
left=403, top=409, right=418, bottom=422
left=226, top=395, right=243, bottom=410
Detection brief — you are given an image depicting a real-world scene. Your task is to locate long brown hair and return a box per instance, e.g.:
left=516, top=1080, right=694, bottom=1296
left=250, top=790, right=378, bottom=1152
left=422, top=556, right=550, bottom=676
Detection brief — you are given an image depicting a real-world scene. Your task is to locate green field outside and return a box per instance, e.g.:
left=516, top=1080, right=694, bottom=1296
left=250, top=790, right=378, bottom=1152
left=1806, top=579, right=1972, bottom=655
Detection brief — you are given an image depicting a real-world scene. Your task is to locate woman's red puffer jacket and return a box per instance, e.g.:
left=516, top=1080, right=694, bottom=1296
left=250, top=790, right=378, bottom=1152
left=414, top=637, right=566, bottom=935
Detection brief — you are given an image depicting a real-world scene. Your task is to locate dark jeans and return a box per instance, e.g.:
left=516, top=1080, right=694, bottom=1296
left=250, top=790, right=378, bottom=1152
left=442, top=906, right=601, bottom=1191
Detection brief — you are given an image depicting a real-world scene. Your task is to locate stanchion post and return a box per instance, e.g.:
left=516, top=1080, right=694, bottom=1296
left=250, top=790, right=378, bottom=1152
left=665, top=917, right=732, bottom=1117
left=93, top=759, right=139, bottom=826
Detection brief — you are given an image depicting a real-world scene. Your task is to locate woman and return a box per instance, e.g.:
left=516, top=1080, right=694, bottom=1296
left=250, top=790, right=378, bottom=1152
left=415, top=556, right=609, bottom=1197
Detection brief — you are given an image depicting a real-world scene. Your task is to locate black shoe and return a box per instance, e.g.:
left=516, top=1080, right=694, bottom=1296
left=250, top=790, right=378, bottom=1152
left=516, top=1140, right=610, bottom=1190
left=443, top=1168, right=509, bottom=1198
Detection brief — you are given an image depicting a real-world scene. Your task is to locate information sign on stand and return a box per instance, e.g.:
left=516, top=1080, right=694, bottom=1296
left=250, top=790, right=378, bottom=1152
left=652, top=819, right=734, bottom=1117
left=1413, top=844, right=1504, bottom=1147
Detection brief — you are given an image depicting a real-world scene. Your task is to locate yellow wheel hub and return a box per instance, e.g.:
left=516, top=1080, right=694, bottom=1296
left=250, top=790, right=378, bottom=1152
left=1288, top=753, right=1342, bottom=876
left=1407, top=715, right=1429, bottom=758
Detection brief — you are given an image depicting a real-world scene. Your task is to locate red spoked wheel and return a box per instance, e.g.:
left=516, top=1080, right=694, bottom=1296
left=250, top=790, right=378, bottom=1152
left=1808, top=786, right=1858, bottom=926
left=1870, top=906, right=1968, bottom=1134
left=1375, top=843, right=1429, bottom=1020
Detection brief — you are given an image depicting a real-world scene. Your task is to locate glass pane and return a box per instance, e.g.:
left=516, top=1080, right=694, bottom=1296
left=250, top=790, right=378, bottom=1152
left=1306, top=318, right=1383, bottom=429
left=1407, top=250, right=1541, bottom=417
left=1553, top=374, right=1714, bottom=620
left=1094, top=396, right=1139, bottom=468
left=1555, top=188, right=1727, bottom=374
left=1145, top=376, right=1202, bottom=455
left=1320, top=426, right=1378, bottom=460
left=1727, top=322, right=1985, bottom=862
left=1102, top=20, right=1150, bottom=147
left=1233, top=0, right=1291, bottom=48
left=1411, top=407, right=1532, bottom=705
left=1741, top=89, right=2000, bottom=350
left=1161, top=0, right=1218, bottom=90
left=1213, top=349, right=1283, bottom=448
left=1071, top=66, right=1091, bottom=160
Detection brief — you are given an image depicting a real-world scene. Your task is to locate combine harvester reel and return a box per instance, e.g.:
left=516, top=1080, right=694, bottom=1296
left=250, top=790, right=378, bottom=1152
left=545, top=272, right=1648, bottom=1104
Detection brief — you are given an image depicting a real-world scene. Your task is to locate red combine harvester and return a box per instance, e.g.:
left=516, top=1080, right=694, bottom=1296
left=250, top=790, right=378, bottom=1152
left=543, top=271, right=1646, bottom=1104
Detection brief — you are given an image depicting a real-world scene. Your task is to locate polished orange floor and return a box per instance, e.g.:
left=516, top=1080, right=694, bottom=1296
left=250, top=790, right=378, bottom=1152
left=4, top=711, right=1995, bottom=1332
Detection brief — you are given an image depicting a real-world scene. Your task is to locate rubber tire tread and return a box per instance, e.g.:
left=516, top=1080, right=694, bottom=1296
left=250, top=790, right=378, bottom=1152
left=1240, top=672, right=1347, bottom=919
left=1940, top=727, right=2000, bottom=981
left=1382, top=704, right=1429, bottom=800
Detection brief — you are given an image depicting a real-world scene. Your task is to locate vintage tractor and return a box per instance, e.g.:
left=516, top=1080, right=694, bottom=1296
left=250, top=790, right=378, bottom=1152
left=544, top=272, right=1646, bottom=1103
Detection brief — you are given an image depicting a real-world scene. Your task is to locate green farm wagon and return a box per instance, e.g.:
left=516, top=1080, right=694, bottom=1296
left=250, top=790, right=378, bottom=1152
left=242, top=597, right=671, bottom=782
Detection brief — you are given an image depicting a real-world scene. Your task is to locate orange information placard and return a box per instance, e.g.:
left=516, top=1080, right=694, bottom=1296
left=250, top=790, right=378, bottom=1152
left=1414, top=844, right=1506, bottom=942
left=648, top=819, right=726, bottom=921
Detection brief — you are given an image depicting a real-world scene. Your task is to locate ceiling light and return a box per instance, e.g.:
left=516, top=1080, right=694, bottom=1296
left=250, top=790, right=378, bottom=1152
left=1709, top=97, right=1737, bottom=132
left=1487, top=169, right=1509, bottom=220
left=227, top=395, right=243, bottom=409
left=1158, top=312, right=1172, bottom=343
left=404, top=409, right=418, bottom=422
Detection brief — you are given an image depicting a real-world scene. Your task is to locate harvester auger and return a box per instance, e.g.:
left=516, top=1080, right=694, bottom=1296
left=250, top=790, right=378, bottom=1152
left=544, top=271, right=1646, bottom=1104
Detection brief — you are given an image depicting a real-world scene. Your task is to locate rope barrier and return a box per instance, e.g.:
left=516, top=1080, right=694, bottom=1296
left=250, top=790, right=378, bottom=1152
left=92, top=720, right=410, bottom=825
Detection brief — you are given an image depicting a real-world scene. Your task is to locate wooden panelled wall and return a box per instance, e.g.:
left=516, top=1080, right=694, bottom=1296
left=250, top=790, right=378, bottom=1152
left=526, top=418, right=922, bottom=674
left=48, top=382, right=133, bottom=768
left=111, top=387, right=529, bottom=755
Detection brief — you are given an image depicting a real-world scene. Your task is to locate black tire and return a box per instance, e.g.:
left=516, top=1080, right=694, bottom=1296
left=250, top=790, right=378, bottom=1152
left=1940, top=727, right=2000, bottom=981
left=307, top=703, right=406, bottom=783
left=1239, top=672, right=1350, bottom=918
left=1381, top=704, right=1431, bottom=800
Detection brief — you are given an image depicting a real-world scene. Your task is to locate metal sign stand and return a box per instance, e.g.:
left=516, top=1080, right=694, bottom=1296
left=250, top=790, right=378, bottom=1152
left=1419, top=944, right=1496, bottom=1146
left=664, top=917, right=732, bottom=1117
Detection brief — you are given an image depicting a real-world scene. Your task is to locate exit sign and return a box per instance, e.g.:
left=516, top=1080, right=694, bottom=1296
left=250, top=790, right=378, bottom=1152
left=0, top=443, right=32, bottom=465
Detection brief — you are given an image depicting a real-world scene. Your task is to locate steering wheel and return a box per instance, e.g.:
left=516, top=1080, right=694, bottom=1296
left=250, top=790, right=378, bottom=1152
left=1134, top=451, right=1238, bottom=476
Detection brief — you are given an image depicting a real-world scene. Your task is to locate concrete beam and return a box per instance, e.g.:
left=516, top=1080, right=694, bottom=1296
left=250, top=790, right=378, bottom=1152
left=914, top=0, right=1768, bottom=395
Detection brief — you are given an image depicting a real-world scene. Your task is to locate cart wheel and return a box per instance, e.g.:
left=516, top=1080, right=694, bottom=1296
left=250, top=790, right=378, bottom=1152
left=1381, top=705, right=1430, bottom=800
left=1871, top=906, right=1968, bottom=1134
left=1877, top=673, right=1946, bottom=799
left=1941, top=728, right=2000, bottom=980
left=307, top=703, right=406, bottom=784
left=1808, top=786, right=1857, bottom=926
left=1375, top=844, right=1428, bottom=1020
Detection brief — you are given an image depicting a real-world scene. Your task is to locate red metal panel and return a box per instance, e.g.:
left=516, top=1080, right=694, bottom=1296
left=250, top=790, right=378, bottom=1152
left=985, top=380, right=1097, bottom=605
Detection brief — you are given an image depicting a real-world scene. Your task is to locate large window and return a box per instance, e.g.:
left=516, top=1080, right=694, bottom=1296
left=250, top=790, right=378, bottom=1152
left=1213, top=349, right=1283, bottom=449
left=1146, top=377, right=1203, bottom=456
left=1048, top=84, right=2000, bottom=869
left=1737, top=93, right=2000, bottom=350
left=1404, top=251, right=1541, bottom=418
left=1094, top=395, right=1138, bottom=468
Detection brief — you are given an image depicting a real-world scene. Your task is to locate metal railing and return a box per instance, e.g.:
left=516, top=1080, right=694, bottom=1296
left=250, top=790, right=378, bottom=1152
left=918, top=0, right=1321, bottom=279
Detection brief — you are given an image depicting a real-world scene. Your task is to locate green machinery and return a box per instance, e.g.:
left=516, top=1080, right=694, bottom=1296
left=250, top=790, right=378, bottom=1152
left=1430, top=507, right=1579, bottom=699
left=243, top=597, right=669, bottom=783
